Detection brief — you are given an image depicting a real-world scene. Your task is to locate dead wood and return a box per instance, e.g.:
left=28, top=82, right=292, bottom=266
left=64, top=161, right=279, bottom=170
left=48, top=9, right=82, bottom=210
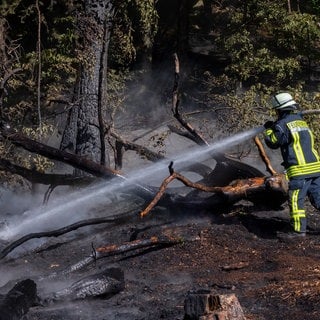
left=184, top=291, right=246, bottom=320
left=95, top=235, right=184, bottom=258
left=112, top=128, right=215, bottom=179
left=0, top=279, right=37, bottom=320
left=140, top=162, right=287, bottom=218
left=1, top=127, right=120, bottom=178
left=47, top=234, right=200, bottom=278
left=170, top=54, right=266, bottom=183
left=111, top=130, right=165, bottom=163
left=0, top=158, right=96, bottom=186
left=47, top=268, right=125, bottom=302
left=254, top=136, right=278, bottom=175
left=172, top=53, right=209, bottom=147
left=0, top=127, right=155, bottom=199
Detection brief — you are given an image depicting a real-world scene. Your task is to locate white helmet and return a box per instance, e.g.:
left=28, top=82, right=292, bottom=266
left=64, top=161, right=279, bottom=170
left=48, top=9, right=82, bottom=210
left=271, top=92, right=297, bottom=110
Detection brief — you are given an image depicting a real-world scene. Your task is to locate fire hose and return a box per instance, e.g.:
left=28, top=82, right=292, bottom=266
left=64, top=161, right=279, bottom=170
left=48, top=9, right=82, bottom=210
left=256, top=109, right=320, bottom=136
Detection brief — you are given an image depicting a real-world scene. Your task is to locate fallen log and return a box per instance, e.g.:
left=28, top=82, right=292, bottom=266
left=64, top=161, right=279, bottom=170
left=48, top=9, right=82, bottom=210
left=94, top=234, right=185, bottom=258
left=0, top=279, right=37, bottom=320
left=45, top=267, right=124, bottom=302
left=141, top=162, right=287, bottom=217
left=45, top=234, right=200, bottom=278
left=0, top=158, right=95, bottom=186
left=0, top=127, right=155, bottom=199
left=0, top=128, right=119, bottom=179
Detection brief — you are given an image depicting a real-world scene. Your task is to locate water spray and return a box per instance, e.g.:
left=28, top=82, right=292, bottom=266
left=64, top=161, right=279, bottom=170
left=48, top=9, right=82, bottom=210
left=1, top=108, right=318, bottom=245
left=0, top=126, right=267, bottom=241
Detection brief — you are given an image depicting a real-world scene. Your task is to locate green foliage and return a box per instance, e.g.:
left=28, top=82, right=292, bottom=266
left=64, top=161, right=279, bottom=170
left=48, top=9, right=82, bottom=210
left=131, top=0, right=158, bottom=49
left=2, top=0, right=77, bottom=127
left=109, top=0, right=158, bottom=68
left=105, top=68, right=129, bottom=118
left=198, top=72, right=273, bottom=135
left=217, top=1, right=320, bottom=86
left=310, top=0, right=320, bottom=13
left=21, top=125, right=54, bottom=172
left=0, top=0, right=21, bottom=15
left=198, top=68, right=320, bottom=155
left=274, top=13, right=320, bottom=56
left=109, top=22, right=136, bottom=67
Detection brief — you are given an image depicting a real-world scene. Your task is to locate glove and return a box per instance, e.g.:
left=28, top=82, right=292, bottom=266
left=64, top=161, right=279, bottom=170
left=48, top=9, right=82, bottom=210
left=263, top=120, right=274, bottom=129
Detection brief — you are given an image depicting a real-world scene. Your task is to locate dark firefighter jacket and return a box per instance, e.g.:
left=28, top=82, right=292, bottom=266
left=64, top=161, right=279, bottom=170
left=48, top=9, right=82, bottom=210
left=264, top=112, right=320, bottom=179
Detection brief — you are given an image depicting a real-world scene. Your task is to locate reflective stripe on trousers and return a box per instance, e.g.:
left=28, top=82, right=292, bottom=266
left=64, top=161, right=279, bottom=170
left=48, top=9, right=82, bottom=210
left=289, top=188, right=307, bottom=233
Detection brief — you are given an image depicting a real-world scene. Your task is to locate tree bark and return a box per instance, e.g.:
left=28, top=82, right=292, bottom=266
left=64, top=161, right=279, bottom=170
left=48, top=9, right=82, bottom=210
left=60, top=0, right=114, bottom=166
left=184, top=291, right=246, bottom=320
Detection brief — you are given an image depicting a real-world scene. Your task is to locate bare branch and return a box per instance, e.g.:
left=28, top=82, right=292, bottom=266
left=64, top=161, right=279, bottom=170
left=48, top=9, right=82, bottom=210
left=140, top=163, right=287, bottom=218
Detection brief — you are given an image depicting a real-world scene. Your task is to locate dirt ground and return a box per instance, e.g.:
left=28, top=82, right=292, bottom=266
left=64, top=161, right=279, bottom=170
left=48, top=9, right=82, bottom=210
left=1, top=197, right=320, bottom=320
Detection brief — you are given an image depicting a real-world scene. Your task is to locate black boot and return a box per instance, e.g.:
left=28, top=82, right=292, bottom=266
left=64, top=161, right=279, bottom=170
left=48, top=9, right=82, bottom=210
left=277, top=231, right=306, bottom=242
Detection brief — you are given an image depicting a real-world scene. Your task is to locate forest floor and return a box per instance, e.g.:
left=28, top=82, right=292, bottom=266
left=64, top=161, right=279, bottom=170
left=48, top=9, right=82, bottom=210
left=1, top=198, right=320, bottom=320
left=1, top=104, right=320, bottom=319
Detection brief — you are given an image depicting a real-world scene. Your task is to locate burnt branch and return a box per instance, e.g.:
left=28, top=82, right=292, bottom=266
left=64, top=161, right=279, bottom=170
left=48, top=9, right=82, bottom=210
left=0, top=210, right=136, bottom=260
left=169, top=54, right=266, bottom=182
left=0, top=127, right=155, bottom=199
left=49, top=234, right=200, bottom=277
left=0, top=158, right=95, bottom=186
left=140, top=163, right=288, bottom=218
left=1, top=128, right=119, bottom=178
left=111, top=130, right=165, bottom=164
left=0, top=279, right=37, bottom=319
left=254, top=136, right=278, bottom=176
left=171, top=53, right=209, bottom=146
left=95, top=235, right=182, bottom=258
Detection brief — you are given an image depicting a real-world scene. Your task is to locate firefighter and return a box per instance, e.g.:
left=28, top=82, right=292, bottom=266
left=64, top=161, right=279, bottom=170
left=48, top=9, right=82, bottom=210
left=264, top=92, right=320, bottom=239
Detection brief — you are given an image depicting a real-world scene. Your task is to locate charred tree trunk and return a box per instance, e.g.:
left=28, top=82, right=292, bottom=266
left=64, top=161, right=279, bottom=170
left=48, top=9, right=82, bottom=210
left=0, top=279, right=37, bottom=320
left=60, top=0, right=114, bottom=167
left=47, top=268, right=124, bottom=302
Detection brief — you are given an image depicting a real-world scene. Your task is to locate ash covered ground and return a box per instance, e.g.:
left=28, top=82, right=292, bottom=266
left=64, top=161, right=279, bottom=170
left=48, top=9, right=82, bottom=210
left=1, top=199, right=320, bottom=320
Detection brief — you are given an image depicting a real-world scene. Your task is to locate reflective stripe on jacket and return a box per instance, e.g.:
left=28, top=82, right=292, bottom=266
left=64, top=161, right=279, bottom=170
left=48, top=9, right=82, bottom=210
left=264, top=112, right=320, bottom=179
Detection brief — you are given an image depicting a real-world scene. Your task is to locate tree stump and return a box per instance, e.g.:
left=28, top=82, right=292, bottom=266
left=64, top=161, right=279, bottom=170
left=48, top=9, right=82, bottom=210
left=184, top=289, right=246, bottom=320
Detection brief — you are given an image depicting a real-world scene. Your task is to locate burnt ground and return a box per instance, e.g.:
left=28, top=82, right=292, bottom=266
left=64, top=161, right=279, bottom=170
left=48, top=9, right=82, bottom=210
left=1, top=198, right=320, bottom=320
left=1, top=107, right=320, bottom=320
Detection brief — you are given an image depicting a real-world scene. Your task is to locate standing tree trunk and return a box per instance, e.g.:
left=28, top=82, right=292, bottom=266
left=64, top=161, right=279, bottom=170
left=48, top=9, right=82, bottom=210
left=60, top=0, right=114, bottom=167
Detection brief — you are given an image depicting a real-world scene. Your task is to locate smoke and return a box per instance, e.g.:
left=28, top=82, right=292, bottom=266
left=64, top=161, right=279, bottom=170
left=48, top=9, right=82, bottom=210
left=116, top=64, right=173, bottom=132
left=0, top=188, right=44, bottom=216
left=0, top=126, right=264, bottom=244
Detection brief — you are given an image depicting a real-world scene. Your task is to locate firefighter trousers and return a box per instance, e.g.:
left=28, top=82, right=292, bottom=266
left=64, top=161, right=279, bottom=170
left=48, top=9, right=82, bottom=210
left=288, top=176, right=320, bottom=233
